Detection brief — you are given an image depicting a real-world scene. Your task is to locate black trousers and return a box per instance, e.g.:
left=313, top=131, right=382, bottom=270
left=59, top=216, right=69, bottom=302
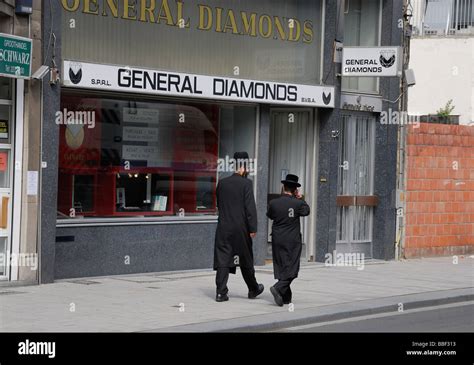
left=216, top=267, right=259, bottom=295
left=274, top=278, right=295, bottom=303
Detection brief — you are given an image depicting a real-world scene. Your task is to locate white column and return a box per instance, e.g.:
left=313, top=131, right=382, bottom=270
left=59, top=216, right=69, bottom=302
left=10, top=79, right=24, bottom=281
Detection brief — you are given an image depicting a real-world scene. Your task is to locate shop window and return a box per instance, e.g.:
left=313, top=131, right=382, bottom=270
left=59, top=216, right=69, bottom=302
left=0, top=78, right=12, bottom=100
left=72, top=175, right=95, bottom=213
left=56, top=93, right=256, bottom=220
left=342, top=0, right=381, bottom=94
left=0, top=149, right=11, bottom=189
left=0, top=104, right=11, bottom=145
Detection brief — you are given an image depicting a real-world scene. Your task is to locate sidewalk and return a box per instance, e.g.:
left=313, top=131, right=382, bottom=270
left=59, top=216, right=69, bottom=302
left=0, top=256, right=473, bottom=332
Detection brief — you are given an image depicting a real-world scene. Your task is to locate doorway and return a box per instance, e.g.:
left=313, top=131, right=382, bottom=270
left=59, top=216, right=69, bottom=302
left=335, top=114, right=376, bottom=257
left=0, top=86, right=14, bottom=280
left=267, top=109, right=317, bottom=261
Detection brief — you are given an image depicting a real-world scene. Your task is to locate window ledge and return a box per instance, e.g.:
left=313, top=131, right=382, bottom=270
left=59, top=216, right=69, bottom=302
left=56, top=215, right=218, bottom=228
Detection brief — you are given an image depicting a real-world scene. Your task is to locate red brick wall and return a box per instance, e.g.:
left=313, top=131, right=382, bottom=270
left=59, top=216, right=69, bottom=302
left=405, top=123, right=474, bottom=258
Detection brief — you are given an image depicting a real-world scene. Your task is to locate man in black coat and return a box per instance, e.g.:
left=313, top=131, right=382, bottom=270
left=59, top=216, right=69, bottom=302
left=267, top=174, right=310, bottom=306
left=213, top=152, right=264, bottom=302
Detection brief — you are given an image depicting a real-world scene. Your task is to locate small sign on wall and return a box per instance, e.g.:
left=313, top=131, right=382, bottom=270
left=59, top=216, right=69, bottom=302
left=342, top=47, right=402, bottom=77
left=0, top=121, right=8, bottom=139
left=27, top=171, right=38, bottom=196
left=0, top=33, right=33, bottom=79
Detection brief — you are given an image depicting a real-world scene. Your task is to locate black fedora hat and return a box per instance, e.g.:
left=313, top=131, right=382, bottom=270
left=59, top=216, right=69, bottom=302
left=281, top=174, right=301, bottom=187
left=233, top=151, right=249, bottom=160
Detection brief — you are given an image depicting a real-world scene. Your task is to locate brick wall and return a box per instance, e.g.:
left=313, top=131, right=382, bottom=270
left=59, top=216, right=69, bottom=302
left=405, top=123, right=474, bottom=258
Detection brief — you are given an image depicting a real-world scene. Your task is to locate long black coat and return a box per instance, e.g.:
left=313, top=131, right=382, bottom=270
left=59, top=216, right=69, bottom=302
left=214, top=174, right=258, bottom=273
left=267, top=194, right=310, bottom=280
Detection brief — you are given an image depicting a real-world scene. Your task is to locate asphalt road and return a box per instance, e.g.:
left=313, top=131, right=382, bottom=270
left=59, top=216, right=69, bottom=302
left=280, top=302, right=474, bottom=332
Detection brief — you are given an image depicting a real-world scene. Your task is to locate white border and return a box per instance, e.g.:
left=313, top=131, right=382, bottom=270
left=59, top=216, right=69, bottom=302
left=10, top=79, right=24, bottom=280
left=63, top=60, right=336, bottom=108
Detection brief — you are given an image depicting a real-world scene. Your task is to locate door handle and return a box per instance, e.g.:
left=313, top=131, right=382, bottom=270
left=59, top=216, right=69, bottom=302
left=1, top=196, right=9, bottom=229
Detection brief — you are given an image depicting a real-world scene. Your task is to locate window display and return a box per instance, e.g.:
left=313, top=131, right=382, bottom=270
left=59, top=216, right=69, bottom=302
left=57, top=93, right=256, bottom=219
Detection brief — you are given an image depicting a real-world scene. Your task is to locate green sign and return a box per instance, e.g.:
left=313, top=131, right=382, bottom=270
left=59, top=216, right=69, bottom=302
left=0, top=33, right=32, bottom=79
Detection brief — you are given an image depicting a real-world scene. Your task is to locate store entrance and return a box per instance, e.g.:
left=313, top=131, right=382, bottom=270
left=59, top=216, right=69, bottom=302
left=267, top=109, right=317, bottom=261
left=0, top=82, right=14, bottom=281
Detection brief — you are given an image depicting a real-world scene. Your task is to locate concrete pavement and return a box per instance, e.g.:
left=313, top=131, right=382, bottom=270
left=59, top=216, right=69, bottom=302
left=0, top=256, right=473, bottom=332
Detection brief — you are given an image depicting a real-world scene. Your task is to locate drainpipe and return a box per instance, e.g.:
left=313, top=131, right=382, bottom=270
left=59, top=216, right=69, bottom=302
left=395, top=0, right=413, bottom=260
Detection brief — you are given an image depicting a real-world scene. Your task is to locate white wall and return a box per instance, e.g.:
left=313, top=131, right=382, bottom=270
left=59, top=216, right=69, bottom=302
left=408, top=37, right=474, bottom=125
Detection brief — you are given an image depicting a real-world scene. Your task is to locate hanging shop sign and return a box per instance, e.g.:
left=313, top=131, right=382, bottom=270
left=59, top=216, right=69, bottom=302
left=0, top=33, right=32, bottom=79
left=342, top=47, right=402, bottom=77
left=63, top=61, right=335, bottom=108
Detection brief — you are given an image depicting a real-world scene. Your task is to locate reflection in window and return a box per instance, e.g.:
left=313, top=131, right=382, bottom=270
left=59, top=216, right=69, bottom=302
left=342, top=0, right=381, bottom=93
left=57, top=94, right=256, bottom=219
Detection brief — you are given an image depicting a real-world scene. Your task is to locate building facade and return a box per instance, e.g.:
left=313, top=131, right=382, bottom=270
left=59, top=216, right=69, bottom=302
left=408, top=0, right=474, bottom=125
left=0, top=0, right=42, bottom=285
left=32, top=0, right=403, bottom=284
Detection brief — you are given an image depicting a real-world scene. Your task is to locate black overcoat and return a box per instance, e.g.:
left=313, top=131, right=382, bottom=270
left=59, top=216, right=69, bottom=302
left=213, top=173, right=258, bottom=273
left=267, top=194, right=310, bottom=280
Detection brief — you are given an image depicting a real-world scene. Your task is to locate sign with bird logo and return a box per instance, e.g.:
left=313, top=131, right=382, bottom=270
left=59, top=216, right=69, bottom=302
left=342, top=47, right=402, bottom=77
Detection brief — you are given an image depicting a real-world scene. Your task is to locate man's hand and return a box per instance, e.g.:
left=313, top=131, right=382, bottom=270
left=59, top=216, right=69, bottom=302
left=250, top=232, right=257, bottom=238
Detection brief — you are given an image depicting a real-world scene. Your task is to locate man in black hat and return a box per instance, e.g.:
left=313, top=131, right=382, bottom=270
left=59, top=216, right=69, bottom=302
left=267, top=174, right=310, bottom=306
left=213, top=151, right=264, bottom=302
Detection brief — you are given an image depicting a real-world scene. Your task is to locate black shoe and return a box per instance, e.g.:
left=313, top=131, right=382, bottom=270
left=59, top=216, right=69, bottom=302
left=270, top=286, right=284, bottom=307
left=248, top=283, right=264, bottom=299
left=216, top=293, right=229, bottom=302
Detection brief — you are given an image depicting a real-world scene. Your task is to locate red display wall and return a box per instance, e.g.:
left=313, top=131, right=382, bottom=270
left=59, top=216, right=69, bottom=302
left=57, top=95, right=219, bottom=217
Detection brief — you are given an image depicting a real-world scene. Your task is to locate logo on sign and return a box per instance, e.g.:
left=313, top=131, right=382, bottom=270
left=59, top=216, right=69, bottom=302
left=379, top=50, right=396, bottom=68
left=322, top=91, right=332, bottom=106
left=65, top=124, right=85, bottom=150
left=69, top=62, right=83, bottom=84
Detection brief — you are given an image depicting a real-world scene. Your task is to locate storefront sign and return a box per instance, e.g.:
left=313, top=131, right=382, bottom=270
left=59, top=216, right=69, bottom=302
left=62, top=0, right=323, bottom=86
left=61, top=0, right=314, bottom=44
left=342, top=47, right=402, bottom=77
left=340, top=93, right=383, bottom=113
left=63, top=61, right=335, bottom=108
left=0, top=33, right=32, bottom=79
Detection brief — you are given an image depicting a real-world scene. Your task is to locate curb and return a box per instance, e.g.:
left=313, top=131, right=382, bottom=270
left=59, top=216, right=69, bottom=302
left=143, top=287, right=474, bottom=332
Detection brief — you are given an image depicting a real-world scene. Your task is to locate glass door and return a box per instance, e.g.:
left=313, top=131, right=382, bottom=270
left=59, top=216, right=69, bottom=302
left=0, top=100, right=13, bottom=280
left=268, top=110, right=316, bottom=260
left=336, top=114, right=376, bottom=256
